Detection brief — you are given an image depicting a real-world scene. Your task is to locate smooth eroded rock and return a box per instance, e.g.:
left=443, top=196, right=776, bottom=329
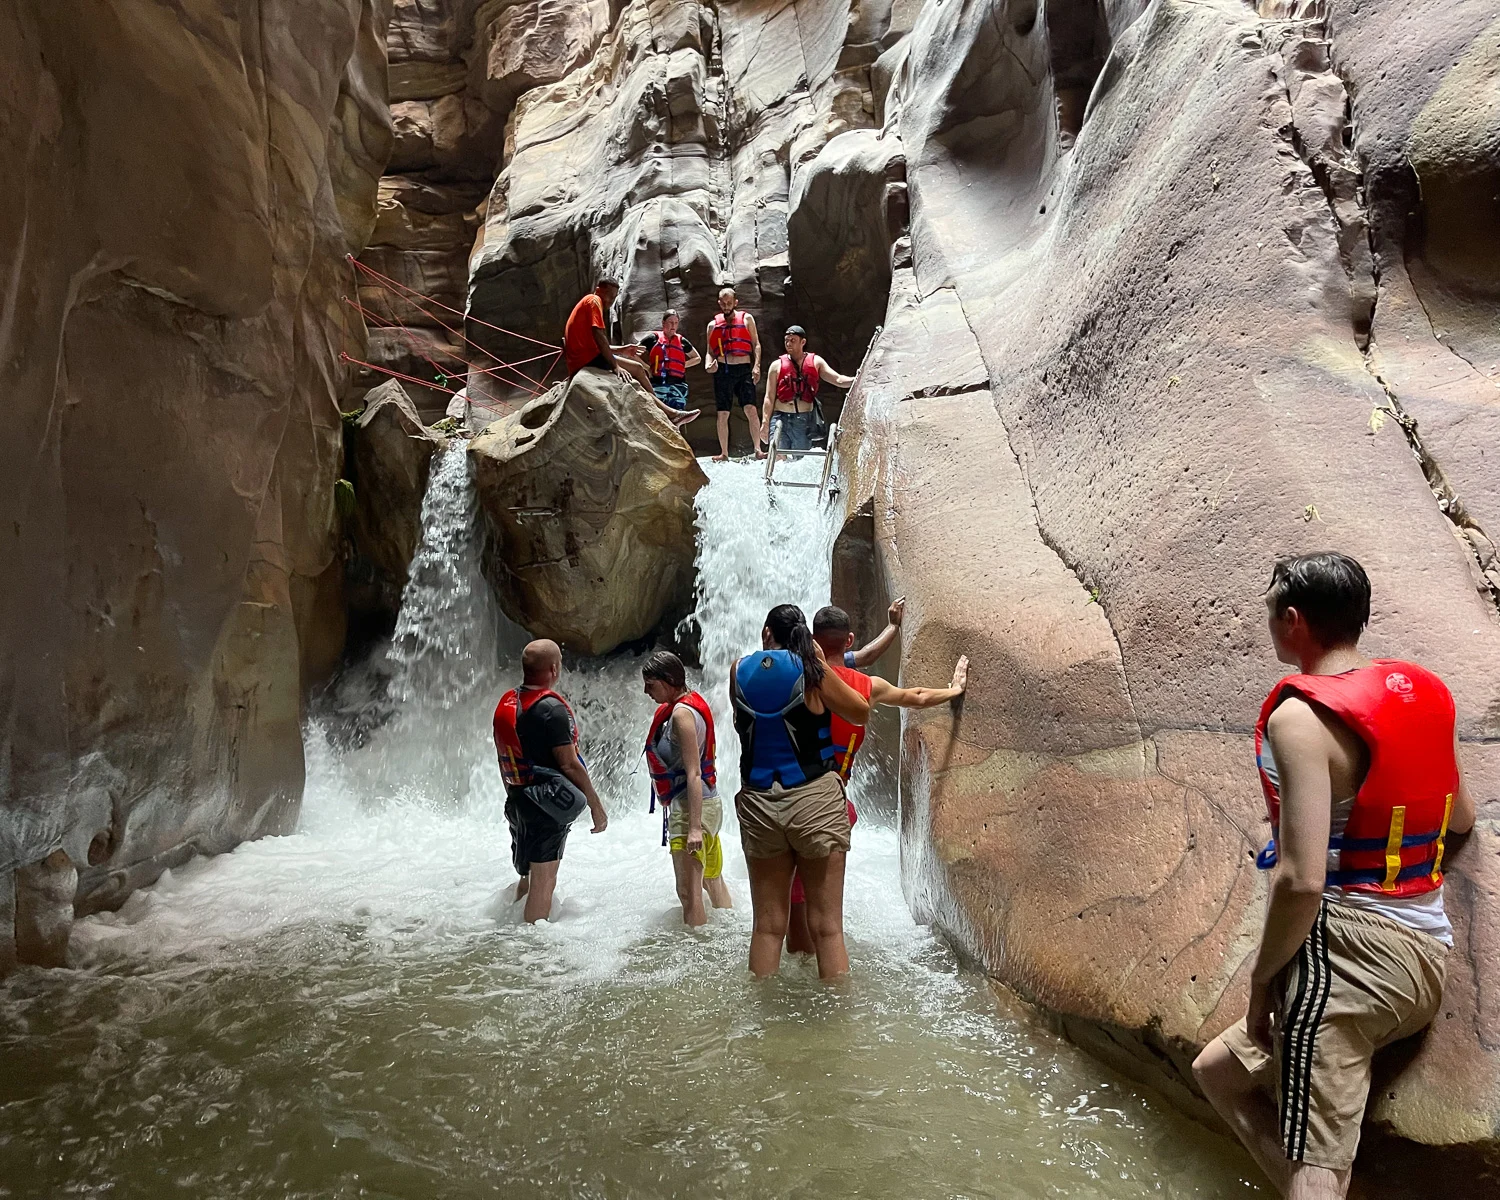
left=470, top=369, right=706, bottom=654
left=348, top=381, right=449, bottom=619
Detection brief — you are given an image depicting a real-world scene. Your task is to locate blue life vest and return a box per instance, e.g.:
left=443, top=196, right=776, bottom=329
left=730, top=649, right=835, bottom=789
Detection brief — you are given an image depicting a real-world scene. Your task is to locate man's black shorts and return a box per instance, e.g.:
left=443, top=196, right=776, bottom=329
left=713, top=362, right=756, bottom=412
left=506, top=787, right=572, bottom=875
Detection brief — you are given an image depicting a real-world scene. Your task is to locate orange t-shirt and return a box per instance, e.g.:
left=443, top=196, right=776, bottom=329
left=564, top=293, right=607, bottom=374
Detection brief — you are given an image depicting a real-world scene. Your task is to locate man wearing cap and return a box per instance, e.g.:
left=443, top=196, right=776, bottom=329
left=760, top=326, right=855, bottom=454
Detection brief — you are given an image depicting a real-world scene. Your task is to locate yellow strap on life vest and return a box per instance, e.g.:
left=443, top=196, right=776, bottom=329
left=1381, top=806, right=1407, bottom=892
left=1430, top=793, right=1454, bottom=883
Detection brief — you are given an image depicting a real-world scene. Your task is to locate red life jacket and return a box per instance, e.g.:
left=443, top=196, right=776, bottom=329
left=775, top=353, right=821, bottom=411
left=709, top=310, right=754, bottom=359
left=1254, top=660, right=1458, bottom=897
left=644, top=691, right=717, bottom=807
left=493, top=687, right=578, bottom=788
left=648, top=333, right=687, bottom=382
left=829, top=665, right=872, bottom=783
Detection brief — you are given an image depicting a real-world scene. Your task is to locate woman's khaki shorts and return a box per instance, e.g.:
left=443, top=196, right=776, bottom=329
left=1220, top=899, right=1446, bottom=1171
left=735, top=771, right=850, bottom=860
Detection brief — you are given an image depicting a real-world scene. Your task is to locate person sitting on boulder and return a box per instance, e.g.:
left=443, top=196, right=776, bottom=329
left=1192, top=552, right=1475, bottom=1198
left=705, top=286, right=764, bottom=462
left=782, top=604, right=967, bottom=956
left=563, top=278, right=698, bottom=427
left=637, top=310, right=701, bottom=414
left=760, top=325, right=853, bottom=456
left=493, top=639, right=609, bottom=923
left=641, top=650, right=733, bottom=926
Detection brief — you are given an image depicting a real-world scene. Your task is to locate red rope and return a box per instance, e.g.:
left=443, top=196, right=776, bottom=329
left=339, top=353, right=522, bottom=419
left=347, top=254, right=560, bottom=350
left=343, top=289, right=549, bottom=394
left=343, top=295, right=545, bottom=397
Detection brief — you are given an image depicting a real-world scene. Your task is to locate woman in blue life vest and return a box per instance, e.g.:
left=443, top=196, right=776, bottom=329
left=730, top=604, right=870, bottom=979
left=641, top=650, right=733, bottom=926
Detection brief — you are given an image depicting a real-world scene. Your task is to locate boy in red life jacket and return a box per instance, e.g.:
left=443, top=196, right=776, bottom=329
left=1193, top=553, right=1475, bottom=1197
left=781, top=604, right=968, bottom=954
left=636, top=309, right=701, bottom=414
left=564, top=278, right=699, bottom=427
left=492, top=639, right=608, bottom=923
left=760, top=325, right=854, bottom=456
left=705, top=286, right=764, bottom=461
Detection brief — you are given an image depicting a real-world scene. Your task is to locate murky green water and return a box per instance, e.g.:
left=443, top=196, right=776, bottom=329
left=0, top=457, right=1264, bottom=1198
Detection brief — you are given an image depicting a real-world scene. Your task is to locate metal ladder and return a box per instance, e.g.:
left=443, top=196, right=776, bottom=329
left=762, top=325, right=881, bottom=502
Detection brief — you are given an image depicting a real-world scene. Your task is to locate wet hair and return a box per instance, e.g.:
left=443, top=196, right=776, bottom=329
left=596, top=276, right=620, bottom=291
left=718, top=286, right=736, bottom=299
left=1266, top=552, right=1371, bottom=647
left=764, top=603, right=824, bottom=686
left=812, top=605, right=851, bottom=636
left=641, top=649, right=686, bottom=691
left=661, top=309, right=679, bottom=324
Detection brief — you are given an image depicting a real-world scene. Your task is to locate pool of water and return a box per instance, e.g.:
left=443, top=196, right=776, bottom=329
left=0, top=456, right=1265, bottom=1198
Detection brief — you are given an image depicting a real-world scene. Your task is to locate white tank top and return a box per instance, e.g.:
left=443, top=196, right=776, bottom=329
left=1261, top=746, right=1451, bottom=945
left=653, top=704, right=716, bottom=800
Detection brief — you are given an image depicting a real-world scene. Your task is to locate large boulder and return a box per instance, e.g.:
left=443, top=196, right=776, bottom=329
left=347, top=380, right=449, bottom=620
left=0, top=0, right=390, bottom=960
left=470, top=369, right=707, bottom=654
left=832, top=0, right=1500, bottom=1182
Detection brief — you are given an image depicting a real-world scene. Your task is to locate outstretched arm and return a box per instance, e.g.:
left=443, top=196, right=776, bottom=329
left=869, top=656, right=967, bottom=709
left=817, top=354, right=854, bottom=389
left=851, top=597, right=905, bottom=668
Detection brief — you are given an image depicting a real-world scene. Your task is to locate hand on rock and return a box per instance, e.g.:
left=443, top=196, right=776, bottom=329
left=616, top=366, right=636, bottom=385
left=951, top=655, right=969, bottom=694
left=888, top=597, right=906, bottom=627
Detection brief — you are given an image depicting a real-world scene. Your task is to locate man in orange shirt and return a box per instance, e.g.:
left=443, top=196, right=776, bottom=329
left=563, top=279, right=698, bottom=426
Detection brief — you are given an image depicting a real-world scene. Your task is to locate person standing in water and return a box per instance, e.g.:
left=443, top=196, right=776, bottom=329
left=641, top=651, right=733, bottom=925
left=493, top=639, right=609, bottom=922
left=704, top=286, right=764, bottom=461
left=759, top=325, right=854, bottom=455
left=731, top=604, right=870, bottom=979
left=782, top=605, right=968, bottom=955
left=1193, top=553, right=1474, bottom=1198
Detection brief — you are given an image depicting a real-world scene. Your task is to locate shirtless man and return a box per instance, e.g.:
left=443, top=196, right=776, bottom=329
left=704, top=287, right=763, bottom=461
left=563, top=279, right=698, bottom=426
left=1192, top=552, right=1474, bottom=1197
left=760, top=325, right=854, bottom=455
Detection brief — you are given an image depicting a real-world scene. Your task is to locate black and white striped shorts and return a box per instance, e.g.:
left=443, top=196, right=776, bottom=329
left=1220, top=899, right=1446, bottom=1171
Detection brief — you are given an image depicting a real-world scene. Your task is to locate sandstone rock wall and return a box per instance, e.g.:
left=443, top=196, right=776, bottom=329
left=834, top=0, right=1500, bottom=1176
left=0, top=1, right=390, bottom=965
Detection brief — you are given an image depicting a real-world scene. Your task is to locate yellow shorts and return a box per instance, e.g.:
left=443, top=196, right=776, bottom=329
left=668, top=830, right=724, bottom=880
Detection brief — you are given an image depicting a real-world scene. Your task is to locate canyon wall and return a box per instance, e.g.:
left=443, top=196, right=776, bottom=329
left=834, top=0, right=1500, bottom=1180
left=0, top=1, right=390, bottom=967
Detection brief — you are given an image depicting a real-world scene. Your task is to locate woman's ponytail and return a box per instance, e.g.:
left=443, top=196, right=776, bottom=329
left=764, top=603, right=824, bottom=686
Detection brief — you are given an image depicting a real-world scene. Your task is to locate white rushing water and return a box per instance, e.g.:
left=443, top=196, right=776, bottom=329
left=0, top=450, right=1264, bottom=1198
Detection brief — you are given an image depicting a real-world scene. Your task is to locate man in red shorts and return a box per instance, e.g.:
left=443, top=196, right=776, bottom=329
left=783, top=604, right=968, bottom=953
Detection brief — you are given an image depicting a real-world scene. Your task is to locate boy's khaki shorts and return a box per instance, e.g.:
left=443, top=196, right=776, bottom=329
left=1221, top=899, right=1446, bottom=1171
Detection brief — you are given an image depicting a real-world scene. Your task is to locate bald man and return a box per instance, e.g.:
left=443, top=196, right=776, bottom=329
left=493, top=639, right=608, bottom=922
